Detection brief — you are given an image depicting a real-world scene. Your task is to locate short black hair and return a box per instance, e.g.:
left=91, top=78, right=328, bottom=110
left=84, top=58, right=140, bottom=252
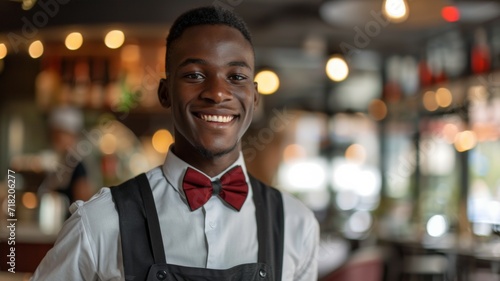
left=165, top=6, right=253, bottom=72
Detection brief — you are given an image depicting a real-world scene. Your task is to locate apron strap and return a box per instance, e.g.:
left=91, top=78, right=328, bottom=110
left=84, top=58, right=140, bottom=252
left=250, top=175, right=284, bottom=281
left=136, top=173, right=167, bottom=264
left=111, top=173, right=166, bottom=281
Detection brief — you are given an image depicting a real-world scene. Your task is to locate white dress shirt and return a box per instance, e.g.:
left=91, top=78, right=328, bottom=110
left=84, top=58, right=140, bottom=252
left=31, top=151, right=319, bottom=281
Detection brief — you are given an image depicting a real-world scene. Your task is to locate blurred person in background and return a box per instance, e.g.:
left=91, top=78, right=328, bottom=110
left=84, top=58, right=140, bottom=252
left=37, top=106, right=94, bottom=208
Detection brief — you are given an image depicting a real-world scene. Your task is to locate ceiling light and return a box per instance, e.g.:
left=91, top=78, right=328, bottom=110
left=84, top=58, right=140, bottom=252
left=382, top=0, right=409, bottom=23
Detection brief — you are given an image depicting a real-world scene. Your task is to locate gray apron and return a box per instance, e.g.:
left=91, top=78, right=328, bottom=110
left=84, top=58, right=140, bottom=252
left=111, top=173, right=284, bottom=281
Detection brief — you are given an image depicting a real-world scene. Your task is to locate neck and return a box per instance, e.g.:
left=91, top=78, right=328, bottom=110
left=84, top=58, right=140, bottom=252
left=172, top=143, right=241, bottom=178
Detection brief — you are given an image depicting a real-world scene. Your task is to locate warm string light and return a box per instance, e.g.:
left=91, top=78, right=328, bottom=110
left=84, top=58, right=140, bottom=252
left=12, top=29, right=126, bottom=59
left=326, top=55, right=349, bottom=82
left=104, top=30, right=125, bottom=49
left=382, top=0, right=409, bottom=23
left=65, top=32, right=83, bottom=50
left=28, top=40, right=44, bottom=58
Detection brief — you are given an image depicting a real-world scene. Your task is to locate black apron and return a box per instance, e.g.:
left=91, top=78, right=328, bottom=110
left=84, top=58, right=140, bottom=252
left=110, top=173, right=284, bottom=281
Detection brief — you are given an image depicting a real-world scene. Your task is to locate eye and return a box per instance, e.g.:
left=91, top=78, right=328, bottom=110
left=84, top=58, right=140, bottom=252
left=229, top=74, right=247, bottom=81
left=184, top=73, right=205, bottom=80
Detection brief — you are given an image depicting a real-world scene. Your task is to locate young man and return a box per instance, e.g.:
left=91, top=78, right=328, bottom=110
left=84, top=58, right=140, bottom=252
left=31, top=6, right=318, bottom=281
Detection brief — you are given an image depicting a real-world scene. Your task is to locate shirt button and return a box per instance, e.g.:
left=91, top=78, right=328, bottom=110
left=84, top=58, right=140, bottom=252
left=259, top=269, right=267, bottom=278
left=156, top=270, right=167, bottom=280
left=209, top=221, right=216, bottom=228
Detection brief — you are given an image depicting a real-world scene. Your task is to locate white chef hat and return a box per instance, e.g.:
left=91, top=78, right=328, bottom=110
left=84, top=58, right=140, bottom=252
left=48, top=106, right=84, bottom=134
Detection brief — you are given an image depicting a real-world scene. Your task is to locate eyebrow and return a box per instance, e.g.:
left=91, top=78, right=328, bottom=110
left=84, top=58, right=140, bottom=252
left=177, top=58, right=252, bottom=70
left=177, top=58, right=207, bottom=69
left=227, top=61, right=252, bottom=70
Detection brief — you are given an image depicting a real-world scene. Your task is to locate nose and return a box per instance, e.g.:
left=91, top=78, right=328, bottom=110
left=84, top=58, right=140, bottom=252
left=200, top=76, right=232, bottom=104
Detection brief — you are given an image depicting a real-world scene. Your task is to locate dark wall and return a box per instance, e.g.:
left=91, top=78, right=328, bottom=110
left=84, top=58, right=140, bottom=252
left=0, top=54, right=40, bottom=102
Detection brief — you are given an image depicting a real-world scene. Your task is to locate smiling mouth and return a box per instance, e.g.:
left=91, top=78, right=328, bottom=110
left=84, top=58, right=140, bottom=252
left=197, top=113, right=237, bottom=123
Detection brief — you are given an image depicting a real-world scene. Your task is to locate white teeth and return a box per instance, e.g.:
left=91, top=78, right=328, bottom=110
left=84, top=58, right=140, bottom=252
left=200, top=114, right=234, bottom=123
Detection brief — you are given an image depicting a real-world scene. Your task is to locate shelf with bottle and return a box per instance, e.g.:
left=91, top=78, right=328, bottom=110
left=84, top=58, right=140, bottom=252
left=34, top=40, right=166, bottom=114
left=377, top=22, right=500, bottom=245
left=381, top=21, right=500, bottom=121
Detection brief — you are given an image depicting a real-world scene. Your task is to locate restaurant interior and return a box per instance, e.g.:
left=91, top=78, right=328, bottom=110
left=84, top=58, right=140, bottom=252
left=1, top=0, right=500, bottom=280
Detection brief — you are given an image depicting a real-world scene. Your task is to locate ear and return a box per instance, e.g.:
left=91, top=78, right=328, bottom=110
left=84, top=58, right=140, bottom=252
left=158, top=78, right=171, bottom=108
left=253, top=81, right=260, bottom=109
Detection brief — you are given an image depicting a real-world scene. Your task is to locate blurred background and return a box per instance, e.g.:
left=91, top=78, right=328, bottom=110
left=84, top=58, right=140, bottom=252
left=1, top=0, right=500, bottom=280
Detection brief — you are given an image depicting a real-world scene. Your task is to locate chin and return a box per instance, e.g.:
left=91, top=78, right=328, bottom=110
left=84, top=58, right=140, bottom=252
left=195, top=142, right=238, bottom=159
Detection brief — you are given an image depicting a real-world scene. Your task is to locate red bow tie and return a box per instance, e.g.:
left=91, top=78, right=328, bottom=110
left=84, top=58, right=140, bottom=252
left=182, top=166, right=248, bottom=211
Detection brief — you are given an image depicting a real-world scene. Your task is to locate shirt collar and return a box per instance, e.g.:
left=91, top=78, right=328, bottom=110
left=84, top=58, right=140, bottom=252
left=161, top=147, right=250, bottom=196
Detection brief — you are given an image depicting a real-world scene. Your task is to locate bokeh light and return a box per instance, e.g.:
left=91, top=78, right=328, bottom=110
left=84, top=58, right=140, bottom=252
left=382, top=0, right=409, bottom=23
left=345, top=143, right=366, bottom=164
left=423, top=90, right=438, bottom=111
left=100, top=133, right=118, bottom=154
left=454, top=130, right=477, bottom=152
left=65, top=32, right=83, bottom=50
left=326, top=56, right=349, bottom=82
left=104, top=30, right=125, bottom=49
left=0, top=43, right=7, bottom=59
left=427, top=215, right=447, bottom=237
left=152, top=129, right=174, bottom=154
left=283, top=144, right=307, bottom=162
left=255, top=70, right=280, bottom=95
left=29, top=40, right=44, bottom=59
left=435, top=87, right=453, bottom=107
left=442, top=6, right=460, bottom=22
left=368, top=99, right=388, bottom=121
left=22, top=192, right=38, bottom=209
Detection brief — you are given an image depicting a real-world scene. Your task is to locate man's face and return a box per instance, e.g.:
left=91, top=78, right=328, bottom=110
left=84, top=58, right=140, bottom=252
left=163, top=24, right=258, bottom=159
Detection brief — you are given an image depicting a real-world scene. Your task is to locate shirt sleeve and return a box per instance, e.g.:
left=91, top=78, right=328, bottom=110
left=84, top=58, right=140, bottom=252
left=293, top=218, right=319, bottom=281
left=30, top=202, right=98, bottom=281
